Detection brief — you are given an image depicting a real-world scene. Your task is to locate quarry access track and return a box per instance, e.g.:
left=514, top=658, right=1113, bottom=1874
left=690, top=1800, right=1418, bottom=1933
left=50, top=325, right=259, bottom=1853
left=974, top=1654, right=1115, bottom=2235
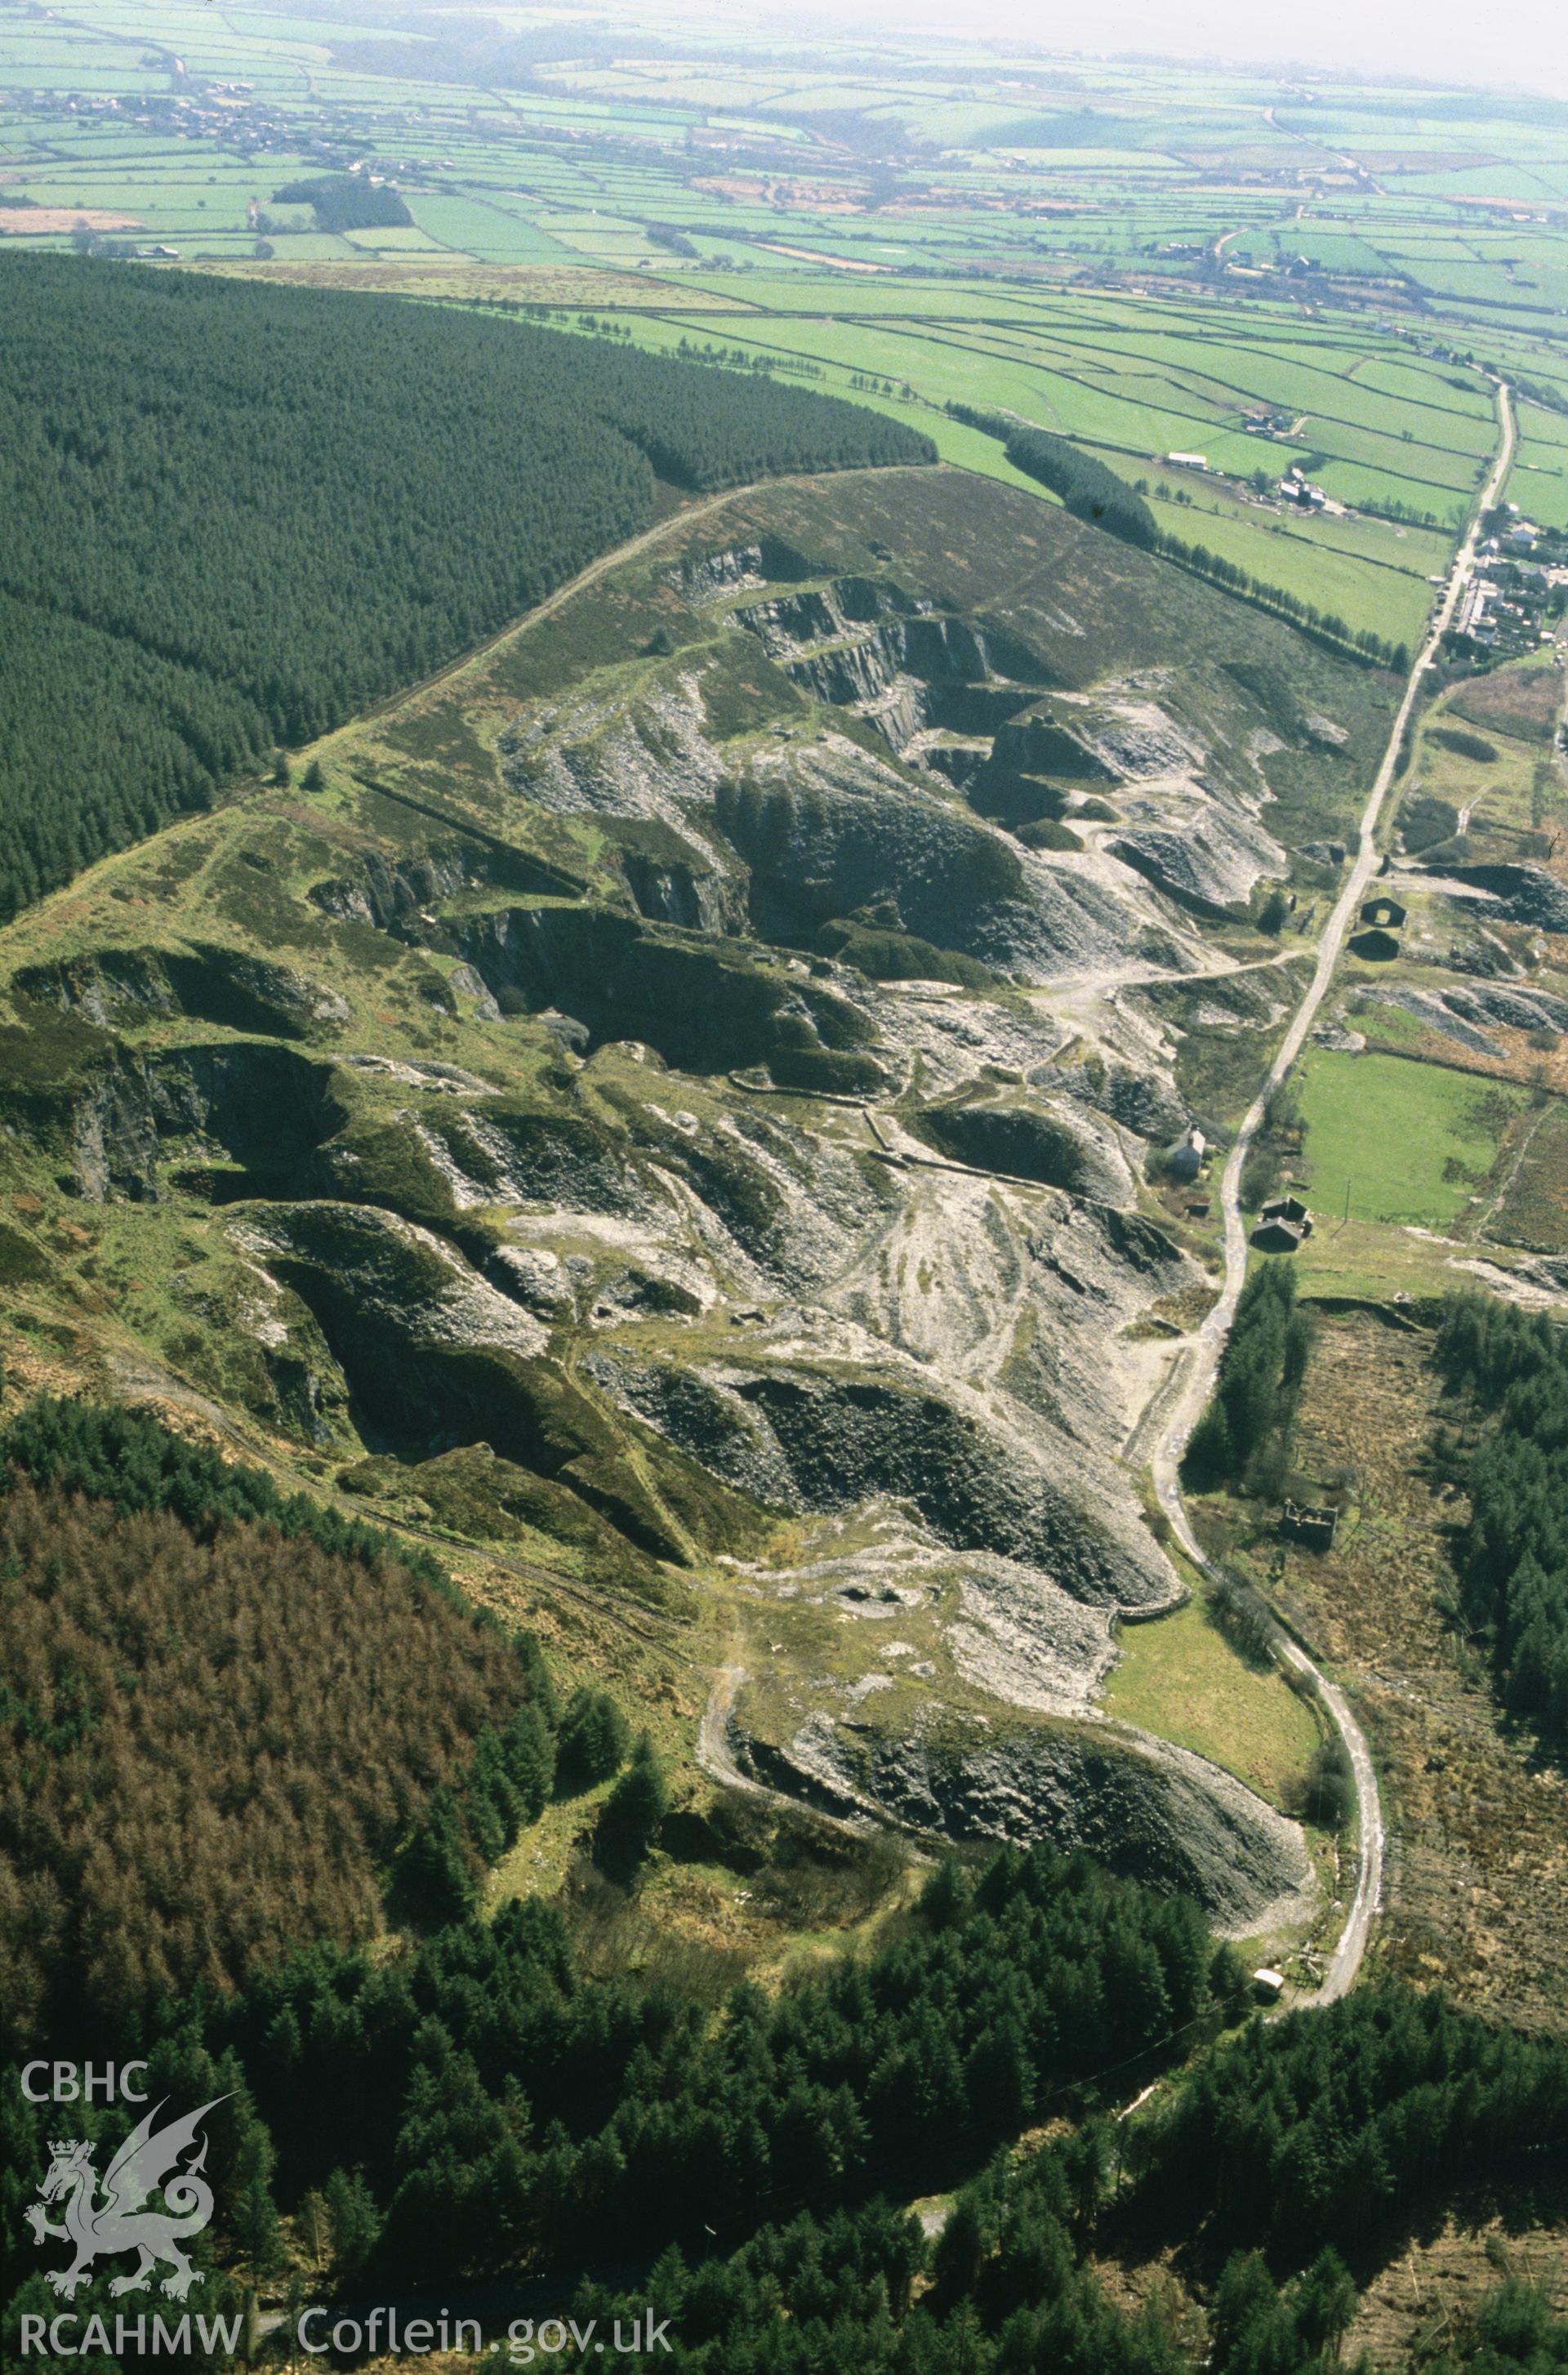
left=1146, top=375, right=1515, bottom=2005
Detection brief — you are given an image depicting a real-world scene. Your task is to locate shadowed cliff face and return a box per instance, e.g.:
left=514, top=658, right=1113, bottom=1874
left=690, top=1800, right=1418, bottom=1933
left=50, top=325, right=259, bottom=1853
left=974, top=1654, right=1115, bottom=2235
left=0, top=468, right=1394, bottom=1926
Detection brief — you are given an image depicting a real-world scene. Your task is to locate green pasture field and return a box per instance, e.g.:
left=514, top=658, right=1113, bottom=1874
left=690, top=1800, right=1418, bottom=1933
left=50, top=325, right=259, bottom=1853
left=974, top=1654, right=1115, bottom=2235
left=1296, top=1049, right=1526, bottom=1229
left=408, top=196, right=572, bottom=263
left=1507, top=401, right=1568, bottom=531
left=1143, top=489, right=1435, bottom=644
left=1103, top=1597, right=1321, bottom=1808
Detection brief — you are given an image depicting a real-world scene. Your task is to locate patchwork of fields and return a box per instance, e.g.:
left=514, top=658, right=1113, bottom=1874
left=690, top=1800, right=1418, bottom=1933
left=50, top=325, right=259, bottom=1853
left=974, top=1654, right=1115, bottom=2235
left=5, top=7, right=1568, bottom=644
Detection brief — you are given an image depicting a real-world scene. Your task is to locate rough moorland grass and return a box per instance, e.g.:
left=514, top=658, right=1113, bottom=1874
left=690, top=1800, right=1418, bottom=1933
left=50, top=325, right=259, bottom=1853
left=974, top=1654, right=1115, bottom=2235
left=1448, top=654, right=1564, bottom=746
left=1297, top=1049, right=1524, bottom=1229
left=1104, top=1597, right=1320, bottom=1807
left=1492, top=1098, right=1568, bottom=1254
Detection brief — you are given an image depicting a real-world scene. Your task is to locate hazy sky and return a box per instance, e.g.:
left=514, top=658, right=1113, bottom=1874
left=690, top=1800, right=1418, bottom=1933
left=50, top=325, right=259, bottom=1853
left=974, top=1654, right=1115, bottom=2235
left=799, top=0, right=1568, bottom=101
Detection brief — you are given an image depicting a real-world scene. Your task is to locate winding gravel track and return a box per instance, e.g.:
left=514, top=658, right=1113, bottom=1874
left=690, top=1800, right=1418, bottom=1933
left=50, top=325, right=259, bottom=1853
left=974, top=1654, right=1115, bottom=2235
left=1148, top=378, right=1516, bottom=2003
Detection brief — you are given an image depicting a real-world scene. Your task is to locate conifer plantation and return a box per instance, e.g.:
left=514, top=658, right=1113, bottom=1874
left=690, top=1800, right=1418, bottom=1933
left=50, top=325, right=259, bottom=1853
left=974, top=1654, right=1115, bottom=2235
left=1435, top=1293, right=1568, bottom=1752
left=0, top=1401, right=555, bottom=2048
left=1182, top=1260, right=1312, bottom=1498
left=0, top=257, right=932, bottom=922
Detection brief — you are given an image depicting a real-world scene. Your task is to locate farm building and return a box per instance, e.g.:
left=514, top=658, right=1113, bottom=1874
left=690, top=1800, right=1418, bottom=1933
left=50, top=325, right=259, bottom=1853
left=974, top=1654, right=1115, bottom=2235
left=1260, top=1195, right=1312, bottom=1233
left=1348, top=926, right=1400, bottom=962
left=1251, top=1218, right=1304, bottom=1252
left=1360, top=894, right=1406, bottom=929
left=1164, top=1125, right=1206, bottom=1181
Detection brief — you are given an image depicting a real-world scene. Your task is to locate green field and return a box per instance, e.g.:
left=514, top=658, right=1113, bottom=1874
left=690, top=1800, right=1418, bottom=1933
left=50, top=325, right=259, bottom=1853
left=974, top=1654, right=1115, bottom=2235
left=1104, top=1596, right=1321, bottom=1807
left=1297, top=1049, right=1526, bottom=1229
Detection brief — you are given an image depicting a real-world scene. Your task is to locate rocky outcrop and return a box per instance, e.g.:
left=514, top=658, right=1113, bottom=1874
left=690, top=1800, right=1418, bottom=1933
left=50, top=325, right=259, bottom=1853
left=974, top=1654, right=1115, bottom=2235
left=589, top=1350, right=1177, bottom=1611
left=310, top=847, right=472, bottom=929
left=232, top=1201, right=549, bottom=1360
left=735, top=581, right=1045, bottom=763
left=915, top=1094, right=1132, bottom=1202
left=716, top=741, right=1129, bottom=982
left=621, top=849, right=737, bottom=934
left=455, top=902, right=885, bottom=1091
left=1109, top=823, right=1272, bottom=919
left=737, top=1710, right=1312, bottom=1934
left=1443, top=981, right=1568, bottom=1036
left=228, top=1201, right=691, bottom=1559
left=671, top=537, right=809, bottom=605
left=4, top=1040, right=350, bottom=1202
left=15, top=942, right=350, bottom=1039
left=991, top=705, right=1116, bottom=783
left=1061, top=1057, right=1187, bottom=1143
left=1358, top=978, right=1568, bottom=1055
left=1422, top=862, right=1568, bottom=933
left=500, top=677, right=732, bottom=831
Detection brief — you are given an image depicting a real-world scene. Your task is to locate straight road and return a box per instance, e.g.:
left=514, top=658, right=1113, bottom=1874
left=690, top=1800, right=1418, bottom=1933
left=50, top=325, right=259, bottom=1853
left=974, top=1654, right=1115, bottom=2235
left=1148, top=377, right=1516, bottom=2002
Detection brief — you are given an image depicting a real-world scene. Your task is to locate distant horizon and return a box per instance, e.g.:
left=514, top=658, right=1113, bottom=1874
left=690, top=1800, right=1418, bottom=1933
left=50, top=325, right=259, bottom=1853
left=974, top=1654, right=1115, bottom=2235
left=706, top=0, right=1568, bottom=105
left=326, top=0, right=1568, bottom=106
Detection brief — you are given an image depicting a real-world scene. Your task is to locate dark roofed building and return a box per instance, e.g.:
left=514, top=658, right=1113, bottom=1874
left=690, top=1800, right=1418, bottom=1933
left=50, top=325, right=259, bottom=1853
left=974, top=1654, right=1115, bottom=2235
left=1251, top=1219, right=1304, bottom=1253
left=1361, top=894, right=1407, bottom=929
left=1349, top=926, right=1400, bottom=962
left=1164, top=1125, right=1206, bottom=1181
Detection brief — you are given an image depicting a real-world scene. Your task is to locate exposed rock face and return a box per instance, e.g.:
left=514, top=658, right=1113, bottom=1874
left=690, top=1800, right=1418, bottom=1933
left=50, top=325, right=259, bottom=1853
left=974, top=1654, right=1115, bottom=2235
left=735, top=581, right=1022, bottom=759
left=1062, top=1058, right=1187, bottom=1143
left=716, top=740, right=1133, bottom=983
left=1424, top=862, right=1568, bottom=933
left=1443, top=982, right=1568, bottom=1036
left=672, top=537, right=809, bottom=606
left=1109, top=814, right=1280, bottom=919
left=231, top=1201, right=550, bottom=1361
left=16, top=943, right=350, bottom=1038
left=1356, top=986, right=1498, bottom=1057
left=915, top=1095, right=1133, bottom=1202
left=735, top=1712, right=1312, bottom=1934
left=621, top=849, right=735, bottom=934
left=453, top=902, right=887, bottom=1091
left=1359, top=978, right=1568, bottom=1055
left=15, top=1041, right=348, bottom=1203
left=310, top=846, right=472, bottom=928
left=590, top=1347, right=1176, bottom=1611
left=226, top=1202, right=689, bottom=1559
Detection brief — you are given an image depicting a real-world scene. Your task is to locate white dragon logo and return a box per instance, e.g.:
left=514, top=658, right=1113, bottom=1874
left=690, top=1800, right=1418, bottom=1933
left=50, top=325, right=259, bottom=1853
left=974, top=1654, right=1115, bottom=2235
left=25, top=2096, right=229, bottom=2301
